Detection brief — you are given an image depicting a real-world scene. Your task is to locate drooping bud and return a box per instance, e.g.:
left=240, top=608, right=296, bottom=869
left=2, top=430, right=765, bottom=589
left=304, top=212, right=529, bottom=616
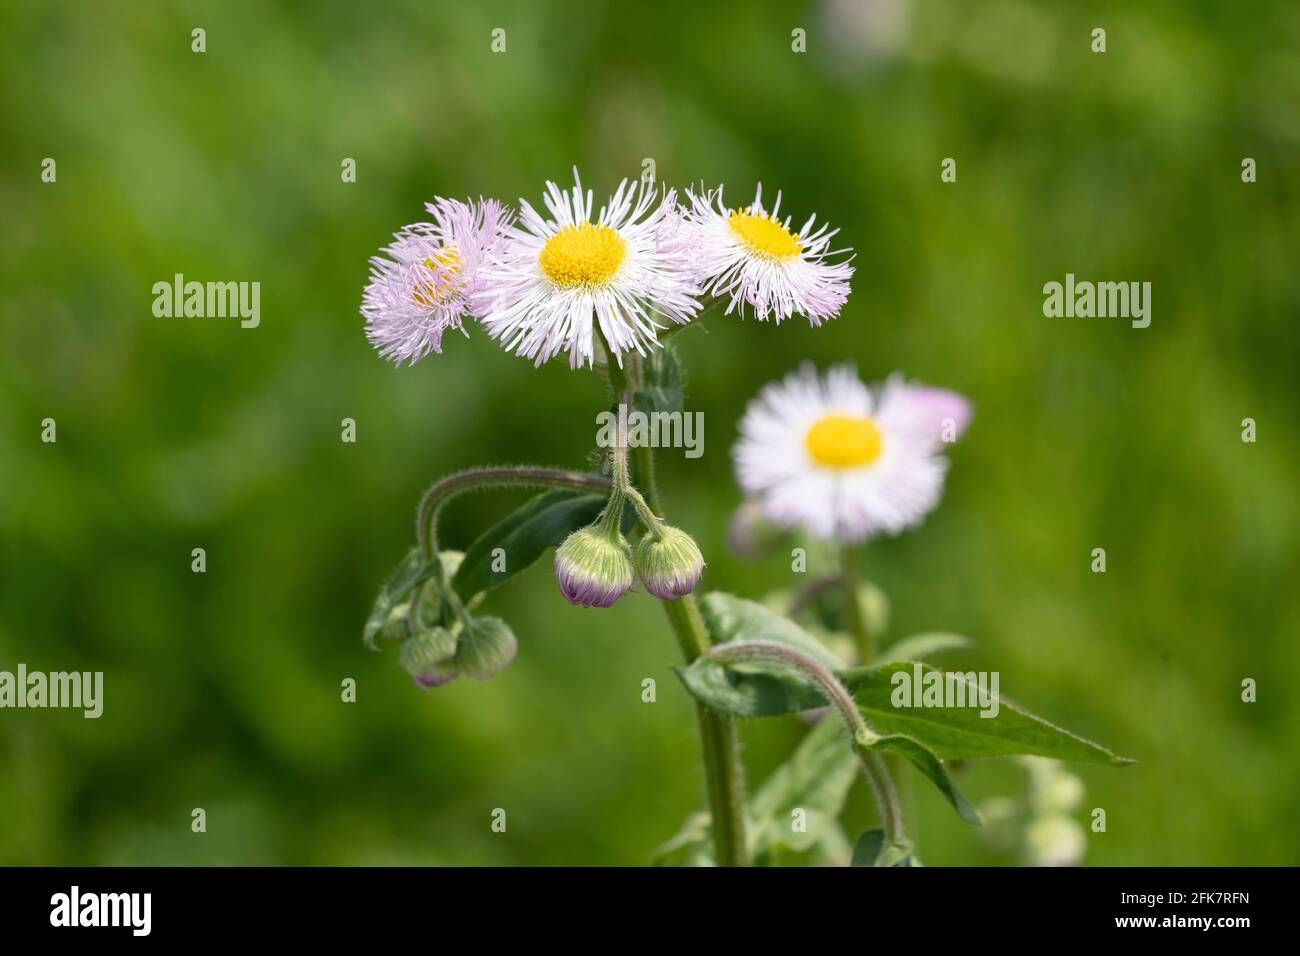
left=554, top=527, right=636, bottom=608
left=635, top=525, right=705, bottom=600
left=455, top=616, right=518, bottom=680
left=399, top=626, right=460, bottom=689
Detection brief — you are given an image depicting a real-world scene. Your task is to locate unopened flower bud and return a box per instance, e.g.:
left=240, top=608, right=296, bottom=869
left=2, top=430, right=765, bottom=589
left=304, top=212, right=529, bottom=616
left=554, top=527, right=636, bottom=608
left=635, top=525, right=705, bottom=600
left=399, top=627, right=459, bottom=689
left=726, top=499, right=784, bottom=560
left=1025, top=814, right=1086, bottom=868
left=455, top=616, right=518, bottom=680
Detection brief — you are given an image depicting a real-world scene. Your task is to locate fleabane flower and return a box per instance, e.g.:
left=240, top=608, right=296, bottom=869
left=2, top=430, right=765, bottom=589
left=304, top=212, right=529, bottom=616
left=361, top=197, right=510, bottom=365
left=685, top=184, right=854, bottom=324
left=732, top=364, right=971, bottom=544
left=477, top=169, right=702, bottom=368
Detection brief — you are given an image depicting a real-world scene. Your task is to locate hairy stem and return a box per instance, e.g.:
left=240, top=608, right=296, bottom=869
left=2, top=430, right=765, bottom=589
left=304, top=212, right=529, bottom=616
left=607, top=345, right=750, bottom=866
left=707, top=639, right=907, bottom=845
left=415, top=465, right=611, bottom=564
left=413, top=466, right=612, bottom=627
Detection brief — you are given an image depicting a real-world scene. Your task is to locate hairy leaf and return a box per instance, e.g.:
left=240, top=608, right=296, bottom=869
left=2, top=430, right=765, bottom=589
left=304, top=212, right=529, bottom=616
left=858, top=731, right=981, bottom=825
left=841, top=662, right=1135, bottom=767
left=363, top=548, right=438, bottom=650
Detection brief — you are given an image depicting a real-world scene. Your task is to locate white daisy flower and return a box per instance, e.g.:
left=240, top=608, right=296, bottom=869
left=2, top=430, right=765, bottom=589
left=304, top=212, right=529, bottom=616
left=732, top=364, right=971, bottom=543
left=477, top=169, right=702, bottom=368
left=361, top=197, right=511, bottom=365
left=685, top=184, right=854, bottom=324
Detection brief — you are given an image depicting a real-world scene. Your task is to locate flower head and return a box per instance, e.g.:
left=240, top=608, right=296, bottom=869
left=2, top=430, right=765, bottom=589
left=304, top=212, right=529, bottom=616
left=554, top=525, right=636, bottom=608
left=685, top=184, right=853, bottom=324
left=635, top=525, right=705, bottom=600
left=732, top=364, right=970, bottom=544
left=478, top=169, right=702, bottom=368
left=361, top=197, right=511, bottom=365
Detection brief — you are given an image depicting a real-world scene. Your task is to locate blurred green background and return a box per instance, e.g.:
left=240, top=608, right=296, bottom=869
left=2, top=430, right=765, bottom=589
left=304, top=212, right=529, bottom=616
left=1, top=0, right=1297, bottom=866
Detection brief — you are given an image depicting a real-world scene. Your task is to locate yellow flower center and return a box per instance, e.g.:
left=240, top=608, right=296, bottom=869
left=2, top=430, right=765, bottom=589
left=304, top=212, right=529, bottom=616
left=539, top=222, right=627, bottom=289
left=805, top=414, right=883, bottom=468
left=414, top=245, right=462, bottom=306
left=728, top=209, right=802, bottom=260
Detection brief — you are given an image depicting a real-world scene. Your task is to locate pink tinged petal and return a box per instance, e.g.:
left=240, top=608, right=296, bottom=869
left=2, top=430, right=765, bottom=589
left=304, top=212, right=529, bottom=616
left=907, top=386, right=973, bottom=444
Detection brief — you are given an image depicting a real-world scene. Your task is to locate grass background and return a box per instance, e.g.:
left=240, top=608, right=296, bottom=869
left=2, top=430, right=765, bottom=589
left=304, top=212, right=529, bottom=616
left=1, top=0, right=1297, bottom=865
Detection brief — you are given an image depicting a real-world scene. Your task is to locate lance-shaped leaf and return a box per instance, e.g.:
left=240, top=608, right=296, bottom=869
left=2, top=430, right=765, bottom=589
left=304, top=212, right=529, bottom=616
left=685, top=594, right=1134, bottom=766
left=699, top=592, right=846, bottom=670
left=840, top=662, right=1135, bottom=767
left=678, top=592, right=851, bottom=717
left=857, top=730, right=981, bottom=825
left=749, top=716, right=860, bottom=859
left=877, top=632, right=974, bottom=663
left=363, top=547, right=438, bottom=649
left=451, top=489, right=608, bottom=601
left=674, top=657, right=827, bottom=718
left=650, top=811, right=714, bottom=867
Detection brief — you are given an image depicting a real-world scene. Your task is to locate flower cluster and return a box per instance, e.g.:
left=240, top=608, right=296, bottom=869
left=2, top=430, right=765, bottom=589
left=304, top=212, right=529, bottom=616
left=360, top=169, right=856, bottom=369
left=554, top=491, right=705, bottom=609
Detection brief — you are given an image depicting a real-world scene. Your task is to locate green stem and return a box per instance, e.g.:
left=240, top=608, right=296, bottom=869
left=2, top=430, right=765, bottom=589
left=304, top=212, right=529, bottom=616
left=840, top=547, right=874, bottom=665
left=606, top=344, right=750, bottom=867
left=707, top=639, right=906, bottom=845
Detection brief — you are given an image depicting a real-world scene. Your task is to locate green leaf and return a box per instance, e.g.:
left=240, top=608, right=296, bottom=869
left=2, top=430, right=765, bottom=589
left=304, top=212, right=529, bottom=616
left=674, top=658, right=827, bottom=718
left=749, top=717, right=860, bottom=858
left=680, top=592, right=848, bottom=719
left=650, top=811, right=714, bottom=867
left=634, top=344, right=684, bottom=415
left=451, top=489, right=607, bottom=601
left=850, top=829, right=918, bottom=867
left=841, top=661, right=1135, bottom=767
left=688, top=594, right=1133, bottom=766
left=877, top=632, right=974, bottom=663
left=699, top=592, right=846, bottom=671
left=858, top=731, right=982, bottom=825
left=363, top=548, right=438, bottom=650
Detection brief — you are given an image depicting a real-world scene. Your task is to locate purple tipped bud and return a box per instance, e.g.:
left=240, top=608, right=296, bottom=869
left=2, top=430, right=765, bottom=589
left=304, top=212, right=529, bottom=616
left=554, top=527, right=636, bottom=608
left=635, top=525, right=705, bottom=600
left=399, top=627, right=459, bottom=689
left=455, top=616, right=518, bottom=680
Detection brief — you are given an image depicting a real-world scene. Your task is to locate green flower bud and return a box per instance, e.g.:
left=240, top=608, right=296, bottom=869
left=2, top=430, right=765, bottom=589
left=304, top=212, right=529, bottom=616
left=554, top=527, right=636, bottom=608
left=635, top=525, right=705, bottom=600
left=399, top=627, right=459, bottom=689
left=455, top=616, right=518, bottom=680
